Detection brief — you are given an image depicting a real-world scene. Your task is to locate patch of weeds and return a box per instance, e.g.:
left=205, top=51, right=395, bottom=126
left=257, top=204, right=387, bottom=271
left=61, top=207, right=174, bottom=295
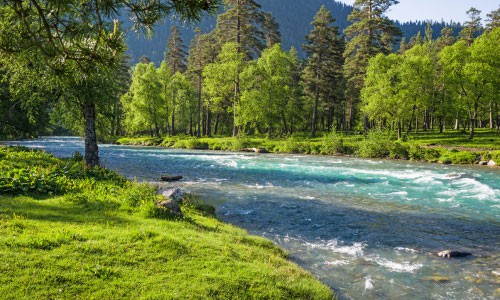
left=86, top=263, right=119, bottom=280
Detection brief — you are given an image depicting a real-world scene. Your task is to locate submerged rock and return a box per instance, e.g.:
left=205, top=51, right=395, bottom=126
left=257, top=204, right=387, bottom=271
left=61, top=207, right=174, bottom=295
left=422, top=275, right=450, bottom=283
left=435, top=250, right=472, bottom=258
left=160, top=175, right=183, bottom=182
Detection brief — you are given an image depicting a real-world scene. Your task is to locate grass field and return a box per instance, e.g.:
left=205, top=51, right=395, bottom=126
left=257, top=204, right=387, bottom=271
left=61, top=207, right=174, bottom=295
left=0, top=146, right=335, bottom=300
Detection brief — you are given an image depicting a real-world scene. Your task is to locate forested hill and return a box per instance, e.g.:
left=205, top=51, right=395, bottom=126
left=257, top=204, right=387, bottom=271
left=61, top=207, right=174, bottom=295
left=124, top=0, right=462, bottom=64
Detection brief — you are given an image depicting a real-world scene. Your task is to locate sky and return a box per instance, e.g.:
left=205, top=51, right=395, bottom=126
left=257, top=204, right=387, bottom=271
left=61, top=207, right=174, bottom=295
left=338, top=0, right=499, bottom=24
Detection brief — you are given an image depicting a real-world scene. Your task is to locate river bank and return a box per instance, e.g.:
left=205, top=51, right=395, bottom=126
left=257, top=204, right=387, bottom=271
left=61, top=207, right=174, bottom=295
left=0, top=145, right=335, bottom=299
left=114, top=129, right=500, bottom=167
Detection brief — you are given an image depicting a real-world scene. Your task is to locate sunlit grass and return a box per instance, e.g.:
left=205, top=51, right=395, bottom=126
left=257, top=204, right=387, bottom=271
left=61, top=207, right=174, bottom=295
left=0, top=146, right=335, bottom=299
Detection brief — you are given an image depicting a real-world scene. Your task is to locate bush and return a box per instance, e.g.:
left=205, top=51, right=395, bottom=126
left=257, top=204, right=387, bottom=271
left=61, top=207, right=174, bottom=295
left=407, top=145, right=442, bottom=162
left=355, top=130, right=392, bottom=158
left=321, top=130, right=344, bottom=155
left=389, top=142, right=409, bottom=160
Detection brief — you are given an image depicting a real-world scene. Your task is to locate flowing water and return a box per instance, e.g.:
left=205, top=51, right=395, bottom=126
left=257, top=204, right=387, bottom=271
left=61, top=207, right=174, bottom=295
left=4, top=137, right=500, bottom=299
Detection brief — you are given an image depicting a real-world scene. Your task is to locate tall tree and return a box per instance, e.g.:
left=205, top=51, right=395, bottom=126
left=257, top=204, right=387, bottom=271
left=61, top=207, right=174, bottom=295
left=261, top=12, right=282, bottom=48
left=187, top=29, right=219, bottom=137
left=459, top=7, right=482, bottom=46
left=0, top=0, right=220, bottom=167
left=164, top=25, right=187, bottom=74
left=240, top=44, right=292, bottom=136
left=302, top=5, right=345, bottom=137
left=215, top=0, right=266, bottom=59
left=486, top=5, right=500, bottom=32
left=343, top=0, right=401, bottom=130
left=203, top=43, right=244, bottom=136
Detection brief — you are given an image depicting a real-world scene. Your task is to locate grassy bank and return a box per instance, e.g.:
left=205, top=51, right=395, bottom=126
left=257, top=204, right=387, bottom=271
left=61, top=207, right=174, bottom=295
left=0, top=146, right=335, bottom=299
left=115, top=129, right=500, bottom=165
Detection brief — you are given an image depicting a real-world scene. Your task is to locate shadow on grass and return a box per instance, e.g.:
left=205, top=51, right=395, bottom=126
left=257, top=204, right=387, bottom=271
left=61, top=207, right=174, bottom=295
left=0, top=195, right=129, bottom=225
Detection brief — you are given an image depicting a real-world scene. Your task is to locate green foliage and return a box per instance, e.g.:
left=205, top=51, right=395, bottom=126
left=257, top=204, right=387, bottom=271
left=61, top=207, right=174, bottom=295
left=355, top=130, right=392, bottom=158
left=388, top=142, right=409, bottom=160
left=321, top=130, right=345, bottom=155
left=407, top=145, right=442, bottom=162
left=0, top=146, right=125, bottom=196
left=438, top=150, right=478, bottom=164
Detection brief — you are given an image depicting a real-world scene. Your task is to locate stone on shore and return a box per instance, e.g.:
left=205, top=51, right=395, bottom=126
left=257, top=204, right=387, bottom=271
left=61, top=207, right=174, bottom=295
left=487, top=160, right=497, bottom=167
left=162, top=187, right=184, bottom=203
left=155, top=198, right=182, bottom=217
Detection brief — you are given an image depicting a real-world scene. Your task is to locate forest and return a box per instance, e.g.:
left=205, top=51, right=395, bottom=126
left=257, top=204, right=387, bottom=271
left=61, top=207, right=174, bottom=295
left=0, top=0, right=499, bottom=167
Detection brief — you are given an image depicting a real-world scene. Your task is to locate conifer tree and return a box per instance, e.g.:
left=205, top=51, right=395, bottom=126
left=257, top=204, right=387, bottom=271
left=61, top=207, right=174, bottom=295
left=215, top=0, right=266, bottom=59
left=486, top=5, right=500, bottom=32
left=302, top=5, right=345, bottom=137
left=459, top=7, right=482, bottom=46
left=187, top=29, right=219, bottom=137
left=343, top=0, right=401, bottom=130
left=164, top=26, right=187, bottom=74
left=261, top=12, right=282, bottom=47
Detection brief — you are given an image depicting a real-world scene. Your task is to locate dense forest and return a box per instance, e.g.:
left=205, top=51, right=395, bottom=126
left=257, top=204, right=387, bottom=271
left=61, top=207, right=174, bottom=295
left=124, top=0, right=463, bottom=64
left=1, top=0, right=499, bottom=167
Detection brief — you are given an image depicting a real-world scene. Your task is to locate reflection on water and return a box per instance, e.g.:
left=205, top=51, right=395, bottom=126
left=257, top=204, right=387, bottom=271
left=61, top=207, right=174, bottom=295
left=4, top=137, right=500, bottom=300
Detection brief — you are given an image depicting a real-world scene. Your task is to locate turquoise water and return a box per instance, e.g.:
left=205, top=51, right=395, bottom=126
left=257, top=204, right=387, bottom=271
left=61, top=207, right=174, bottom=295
left=5, top=137, right=500, bottom=299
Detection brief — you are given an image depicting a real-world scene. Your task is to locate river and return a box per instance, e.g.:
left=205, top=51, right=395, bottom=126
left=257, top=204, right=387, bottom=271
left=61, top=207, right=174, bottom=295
left=4, top=137, right=500, bottom=299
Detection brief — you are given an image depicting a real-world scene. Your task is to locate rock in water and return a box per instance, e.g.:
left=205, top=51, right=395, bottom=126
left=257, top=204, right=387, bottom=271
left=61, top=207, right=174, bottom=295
left=160, top=175, right=183, bottom=182
left=435, top=250, right=472, bottom=258
left=162, top=187, right=184, bottom=203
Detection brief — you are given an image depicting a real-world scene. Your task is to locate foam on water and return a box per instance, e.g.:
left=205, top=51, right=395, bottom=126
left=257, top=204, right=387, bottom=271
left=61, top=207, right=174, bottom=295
left=305, top=239, right=366, bottom=257
left=366, top=257, right=423, bottom=273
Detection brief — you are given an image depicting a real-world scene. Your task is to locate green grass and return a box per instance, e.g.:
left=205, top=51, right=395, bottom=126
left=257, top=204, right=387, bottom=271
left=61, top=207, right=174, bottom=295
left=0, top=146, right=335, bottom=299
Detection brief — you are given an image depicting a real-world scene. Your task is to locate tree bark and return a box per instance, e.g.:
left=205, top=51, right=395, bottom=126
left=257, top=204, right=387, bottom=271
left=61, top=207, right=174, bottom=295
left=83, top=101, right=99, bottom=168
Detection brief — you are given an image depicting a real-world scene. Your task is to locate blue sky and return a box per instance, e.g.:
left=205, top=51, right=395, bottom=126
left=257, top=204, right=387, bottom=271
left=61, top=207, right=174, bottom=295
left=338, top=0, right=499, bottom=24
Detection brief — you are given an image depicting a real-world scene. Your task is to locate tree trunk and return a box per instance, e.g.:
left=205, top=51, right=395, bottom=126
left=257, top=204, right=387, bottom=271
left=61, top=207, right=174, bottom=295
left=197, top=74, right=202, bottom=137
left=469, top=101, right=478, bottom=140
left=83, top=101, right=99, bottom=168
left=489, top=100, right=494, bottom=130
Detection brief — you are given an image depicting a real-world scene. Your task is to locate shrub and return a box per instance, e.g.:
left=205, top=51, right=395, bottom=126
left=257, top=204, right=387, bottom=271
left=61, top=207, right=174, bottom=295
left=389, top=142, right=409, bottom=160
left=355, top=130, right=392, bottom=158
left=321, top=130, right=344, bottom=155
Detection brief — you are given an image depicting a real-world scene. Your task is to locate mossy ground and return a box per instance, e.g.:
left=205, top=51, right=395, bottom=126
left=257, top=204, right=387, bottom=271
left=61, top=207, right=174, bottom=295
left=0, top=147, right=335, bottom=300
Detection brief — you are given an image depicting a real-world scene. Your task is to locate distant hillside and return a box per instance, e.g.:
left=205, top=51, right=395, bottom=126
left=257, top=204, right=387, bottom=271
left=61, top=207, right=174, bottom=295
left=123, top=0, right=462, bottom=65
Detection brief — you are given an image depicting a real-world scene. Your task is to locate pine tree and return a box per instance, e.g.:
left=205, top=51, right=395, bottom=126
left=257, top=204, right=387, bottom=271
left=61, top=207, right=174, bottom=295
left=261, top=12, right=281, bottom=47
left=215, top=0, right=266, bottom=59
left=459, top=7, right=482, bottom=46
left=187, top=29, right=219, bottom=137
left=486, top=5, right=500, bottom=32
left=164, top=26, right=187, bottom=74
left=343, top=0, right=401, bottom=130
left=302, top=5, right=345, bottom=137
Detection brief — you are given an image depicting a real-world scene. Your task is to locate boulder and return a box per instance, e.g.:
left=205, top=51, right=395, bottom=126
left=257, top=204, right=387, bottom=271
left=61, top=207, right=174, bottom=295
left=162, top=187, right=184, bottom=203
left=435, top=250, right=472, bottom=258
left=155, top=199, right=182, bottom=217
left=160, top=175, right=183, bottom=182
left=487, top=160, right=497, bottom=167
left=478, top=161, right=488, bottom=166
